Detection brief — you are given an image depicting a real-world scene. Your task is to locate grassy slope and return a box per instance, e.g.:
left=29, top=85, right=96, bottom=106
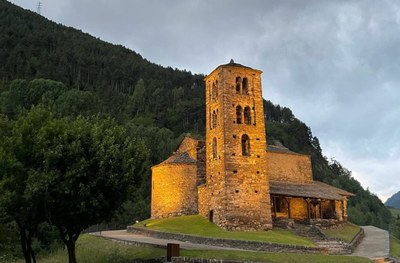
left=389, top=207, right=400, bottom=218
left=11, top=235, right=165, bottom=263
left=391, top=236, right=400, bottom=259
left=135, top=215, right=314, bottom=246
left=8, top=235, right=370, bottom=263
left=320, top=223, right=361, bottom=243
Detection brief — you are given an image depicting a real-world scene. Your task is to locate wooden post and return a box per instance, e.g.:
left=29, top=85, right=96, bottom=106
left=319, top=199, right=323, bottom=219
left=306, top=198, right=311, bottom=219
left=284, top=197, right=291, bottom=219
left=272, top=196, right=277, bottom=218
left=167, top=243, right=180, bottom=261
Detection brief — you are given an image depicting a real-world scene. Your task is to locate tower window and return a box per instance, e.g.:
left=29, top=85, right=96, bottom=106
left=212, top=110, right=217, bottom=128
left=212, top=81, right=218, bottom=101
left=242, top=77, right=249, bottom=95
left=212, top=137, right=217, bottom=160
left=236, top=106, right=242, bottom=124
left=235, top=77, right=241, bottom=94
left=244, top=106, right=251, bottom=125
left=242, top=134, right=250, bottom=156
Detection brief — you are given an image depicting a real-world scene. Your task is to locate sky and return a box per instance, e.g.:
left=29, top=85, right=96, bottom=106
left=9, top=0, right=400, bottom=202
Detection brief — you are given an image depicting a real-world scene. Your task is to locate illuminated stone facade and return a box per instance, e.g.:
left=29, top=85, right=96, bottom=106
left=151, top=61, right=353, bottom=229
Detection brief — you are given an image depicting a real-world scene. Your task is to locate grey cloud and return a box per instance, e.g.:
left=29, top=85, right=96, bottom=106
left=9, top=0, right=400, bottom=201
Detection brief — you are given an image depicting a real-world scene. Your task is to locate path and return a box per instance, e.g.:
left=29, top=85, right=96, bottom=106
left=352, top=226, right=390, bottom=259
left=92, top=230, right=247, bottom=251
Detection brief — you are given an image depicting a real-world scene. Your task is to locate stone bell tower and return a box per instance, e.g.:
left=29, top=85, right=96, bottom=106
left=202, top=60, right=272, bottom=230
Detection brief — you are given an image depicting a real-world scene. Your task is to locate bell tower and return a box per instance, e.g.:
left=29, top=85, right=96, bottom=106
left=203, top=60, right=272, bottom=230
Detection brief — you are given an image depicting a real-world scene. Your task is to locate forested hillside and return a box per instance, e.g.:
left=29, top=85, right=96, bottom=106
left=0, top=0, right=394, bottom=254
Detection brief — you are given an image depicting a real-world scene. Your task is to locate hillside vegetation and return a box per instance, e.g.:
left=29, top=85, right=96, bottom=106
left=0, top=0, right=395, bottom=260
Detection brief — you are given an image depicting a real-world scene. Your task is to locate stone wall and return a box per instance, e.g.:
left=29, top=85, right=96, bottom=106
left=151, top=163, right=198, bottom=218
left=267, top=151, right=312, bottom=183
left=204, top=63, right=272, bottom=230
left=128, top=226, right=325, bottom=254
left=290, top=198, right=308, bottom=219
left=176, top=137, right=199, bottom=160
left=197, top=184, right=209, bottom=217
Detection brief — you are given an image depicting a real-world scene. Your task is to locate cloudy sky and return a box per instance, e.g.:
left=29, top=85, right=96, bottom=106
left=9, top=0, right=400, bottom=202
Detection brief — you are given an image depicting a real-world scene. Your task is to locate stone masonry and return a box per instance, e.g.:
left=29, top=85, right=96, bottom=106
left=150, top=61, right=353, bottom=230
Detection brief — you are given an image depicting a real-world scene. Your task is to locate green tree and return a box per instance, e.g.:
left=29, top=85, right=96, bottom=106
left=0, top=110, right=50, bottom=263
left=0, top=107, right=149, bottom=263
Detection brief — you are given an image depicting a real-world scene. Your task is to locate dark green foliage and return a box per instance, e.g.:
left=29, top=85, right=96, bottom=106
left=0, top=107, right=149, bottom=263
left=264, top=100, right=392, bottom=230
left=0, top=0, right=205, bottom=134
left=386, top=192, right=400, bottom=209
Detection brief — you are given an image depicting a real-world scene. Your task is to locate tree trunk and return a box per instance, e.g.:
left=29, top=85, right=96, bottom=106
left=66, top=239, right=77, bottom=263
left=16, top=222, right=31, bottom=263
left=27, top=231, right=36, bottom=263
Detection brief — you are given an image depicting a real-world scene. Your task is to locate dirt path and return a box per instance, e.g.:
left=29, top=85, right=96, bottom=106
left=351, top=226, right=390, bottom=259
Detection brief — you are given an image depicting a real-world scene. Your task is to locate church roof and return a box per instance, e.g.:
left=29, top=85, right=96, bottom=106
left=157, top=152, right=196, bottom=166
left=269, top=180, right=354, bottom=200
left=267, top=145, right=298, bottom=155
left=205, top=59, right=262, bottom=80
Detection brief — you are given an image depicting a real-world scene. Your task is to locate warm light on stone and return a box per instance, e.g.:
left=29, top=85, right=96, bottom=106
left=150, top=61, right=353, bottom=230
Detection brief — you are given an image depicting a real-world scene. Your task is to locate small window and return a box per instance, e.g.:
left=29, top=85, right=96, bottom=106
left=242, top=134, right=250, bottom=156
left=244, top=106, right=251, bottom=125
left=212, top=110, right=217, bottom=128
left=212, top=82, right=217, bottom=100
left=212, top=137, right=217, bottom=160
left=235, top=77, right=241, bottom=94
left=242, top=77, right=248, bottom=95
left=236, top=106, right=242, bottom=124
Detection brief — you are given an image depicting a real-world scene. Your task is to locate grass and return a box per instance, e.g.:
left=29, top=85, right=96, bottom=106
left=134, top=215, right=314, bottom=246
left=391, top=236, right=400, bottom=259
left=182, top=250, right=370, bottom=263
left=389, top=207, right=400, bottom=218
left=8, top=234, right=370, bottom=263
left=11, top=235, right=165, bottom=263
left=320, top=222, right=361, bottom=243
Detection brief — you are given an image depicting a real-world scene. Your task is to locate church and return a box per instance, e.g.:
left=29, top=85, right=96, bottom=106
left=151, top=61, right=353, bottom=231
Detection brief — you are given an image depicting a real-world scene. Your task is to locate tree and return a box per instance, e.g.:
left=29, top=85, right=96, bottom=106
left=0, top=110, right=50, bottom=263
left=0, top=107, right=149, bottom=263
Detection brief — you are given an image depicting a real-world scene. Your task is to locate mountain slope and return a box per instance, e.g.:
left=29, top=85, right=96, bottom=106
left=386, top=191, right=400, bottom=208
left=0, top=0, right=392, bottom=230
left=0, top=0, right=205, bottom=134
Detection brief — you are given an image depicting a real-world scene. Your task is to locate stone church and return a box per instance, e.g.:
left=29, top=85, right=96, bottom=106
left=151, top=61, right=353, bottom=231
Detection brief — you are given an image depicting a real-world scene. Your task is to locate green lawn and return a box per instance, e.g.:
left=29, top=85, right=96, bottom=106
left=134, top=215, right=314, bottom=246
left=10, top=235, right=165, bottom=263
left=391, top=236, right=400, bottom=259
left=8, top=234, right=370, bottom=263
left=320, top=222, right=361, bottom=243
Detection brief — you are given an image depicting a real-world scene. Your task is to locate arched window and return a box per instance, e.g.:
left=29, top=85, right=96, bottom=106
left=212, top=82, right=217, bottom=100
left=236, top=106, right=242, bottom=124
left=209, top=112, right=212, bottom=129
left=241, top=134, right=250, bottom=156
left=242, top=77, right=248, bottom=95
left=235, top=77, right=241, bottom=94
left=212, top=137, right=217, bottom=160
left=215, top=80, right=219, bottom=98
left=244, top=106, right=251, bottom=125
left=212, top=111, right=217, bottom=128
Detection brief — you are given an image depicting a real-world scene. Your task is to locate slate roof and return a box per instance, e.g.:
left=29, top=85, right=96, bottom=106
left=269, top=180, right=354, bottom=200
left=267, top=145, right=298, bottom=154
left=160, top=152, right=196, bottom=165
